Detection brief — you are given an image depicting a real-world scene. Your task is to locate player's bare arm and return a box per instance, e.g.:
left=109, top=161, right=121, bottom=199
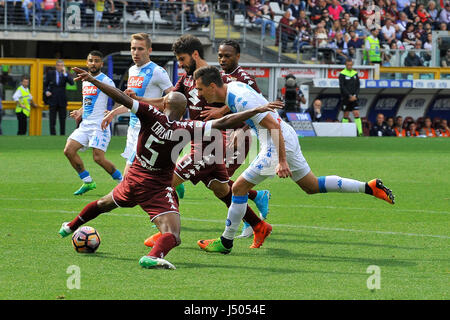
left=201, top=105, right=231, bottom=121
left=211, top=102, right=283, bottom=131
left=258, top=113, right=292, bottom=178
left=73, top=67, right=134, bottom=109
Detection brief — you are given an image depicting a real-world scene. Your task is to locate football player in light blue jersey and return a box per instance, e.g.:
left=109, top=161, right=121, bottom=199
left=193, top=66, right=396, bottom=254
left=64, top=51, right=123, bottom=195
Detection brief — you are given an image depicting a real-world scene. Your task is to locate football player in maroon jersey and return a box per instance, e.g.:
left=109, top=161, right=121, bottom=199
left=133, top=35, right=273, bottom=250
left=58, top=66, right=282, bottom=269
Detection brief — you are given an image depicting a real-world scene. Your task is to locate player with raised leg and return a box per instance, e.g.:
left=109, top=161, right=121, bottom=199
left=64, top=51, right=122, bottom=195
left=216, top=39, right=271, bottom=238
left=193, top=66, right=395, bottom=254
left=59, top=66, right=282, bottom=269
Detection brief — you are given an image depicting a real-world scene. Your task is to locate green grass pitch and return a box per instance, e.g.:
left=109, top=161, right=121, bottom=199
left=0, top=136, right=449, bottom=300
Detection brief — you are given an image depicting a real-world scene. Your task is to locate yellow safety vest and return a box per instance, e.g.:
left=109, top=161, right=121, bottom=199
left=367, top=36, right=381, bottom=63
left=15, top=86, right=32, bottom=117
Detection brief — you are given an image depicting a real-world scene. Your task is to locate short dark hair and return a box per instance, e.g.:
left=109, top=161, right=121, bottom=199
left=21, top=75, right=30, bottom=81
left=194, top=66, right=224, bottom=87
left=219, top=39, right=240, bottom=54
left=172, top=34, right=204, bottom=59
left=88, top=50, right=104, bottom=59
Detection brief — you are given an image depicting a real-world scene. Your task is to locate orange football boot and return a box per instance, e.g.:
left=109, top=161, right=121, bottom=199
left=366, top=179, right=395, bottom=204
left=144, top=231, right=162, bottom=248
left=250, top=220, right=272, bottom=248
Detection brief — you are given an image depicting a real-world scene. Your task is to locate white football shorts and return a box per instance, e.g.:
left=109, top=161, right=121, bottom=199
left=242, top=124, right=311, bottom=185
left=121, top=125, right=140, bottom=165
left=68, top=122, right=111, bottom=153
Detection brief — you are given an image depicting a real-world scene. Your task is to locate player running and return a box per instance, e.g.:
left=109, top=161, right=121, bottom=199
left=59, top=66, right=282, bottom=269
left=193, top=66, right=395, bottom=254
left=216, top=39, right=271, bottom=239
left=63, top=51, right=122, bottom=195
left=131, top=35, right=272, bottom=249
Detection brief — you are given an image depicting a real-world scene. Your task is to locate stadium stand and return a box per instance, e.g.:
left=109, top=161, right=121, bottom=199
left=0, top=0, right=449, bottom=135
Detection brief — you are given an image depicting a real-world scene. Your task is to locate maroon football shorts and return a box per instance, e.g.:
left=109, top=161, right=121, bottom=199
left=225, top=134, right=252, bottom=178
left=174, top=151, right=230, bottom=187
left=112, top=165, right=179, bottom=221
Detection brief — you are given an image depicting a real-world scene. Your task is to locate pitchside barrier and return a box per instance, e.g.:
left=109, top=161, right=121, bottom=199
left=1, top=57, right=449, bottom=136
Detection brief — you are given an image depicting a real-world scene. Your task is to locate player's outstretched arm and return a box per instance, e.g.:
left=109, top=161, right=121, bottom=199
left=211, top=101, right=283, bottom=131
left=72, top=67, right=134, bottom=109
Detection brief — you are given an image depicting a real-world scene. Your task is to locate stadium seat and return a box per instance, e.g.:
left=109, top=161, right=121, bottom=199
left=113, top=115, right=130, bottom=136
left=233, top=14, right=246, bottom=27
left=148, top=10, right=170, bottom=25
left=269, top=2, right=285, bottom=15
left=134, top=10, right=151, bottom=24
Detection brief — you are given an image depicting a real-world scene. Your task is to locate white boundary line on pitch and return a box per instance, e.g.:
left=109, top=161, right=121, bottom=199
left=2, top=207, right=450, bottom=240
left=1, top=197, right=450, bottom=215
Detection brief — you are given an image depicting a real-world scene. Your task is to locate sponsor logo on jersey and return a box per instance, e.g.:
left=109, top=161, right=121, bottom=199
left=83, top=86, right=98, bottom=96
left=128, top=76, right=144, bottom=88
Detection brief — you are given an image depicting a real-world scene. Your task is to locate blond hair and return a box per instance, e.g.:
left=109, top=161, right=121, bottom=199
left=131, top=33, right=152, bottom=49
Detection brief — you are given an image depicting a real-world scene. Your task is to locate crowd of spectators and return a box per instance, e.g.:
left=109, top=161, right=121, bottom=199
left=0, top=0, right=211, bottom=30
left=369, top=113, right=450, bottom=137
left=227, top=0, right=450, bottom=65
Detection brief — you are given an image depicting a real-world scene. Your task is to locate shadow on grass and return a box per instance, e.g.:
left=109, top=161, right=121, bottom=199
left=174, top=260, right=364, bottom=276
left=268, top=233, right=425, bottom=251
left=86, top=252, right=136, bottom=262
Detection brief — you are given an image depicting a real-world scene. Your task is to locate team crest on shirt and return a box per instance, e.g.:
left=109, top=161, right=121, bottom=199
left=83, top=86, right=98, bottom=95
left=128, top=76, right=144, bottom=88
left=183, top=77, right=194, bottom=87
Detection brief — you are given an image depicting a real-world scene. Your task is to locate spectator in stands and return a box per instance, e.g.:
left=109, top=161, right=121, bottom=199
left=439, top=21, right=448, bottom=30
left=352, top=19, right=366, bottom=38
left=181, top=0, right=198, bottom=29
left=310, top=0, right=327, bottom=25
left=396, top=12, right=410, bottom=39
left=162, top=0, right=181, bottom=30
left=232, top=0, right=246, bottom=16
left=404, top=1, right=418, bottom=22
left=423, top=32, right=433, bottom=51
left=194, top=0, right=210, bottom=29
left=419, top=117, right=437, bottom=137
left=329, top=19, right=344, bottom=39
left=279, top=11, right=297, bottom=52
left=439, top=2, right=450, bottom=26
left=328, top=0, right=344, bottom=21
left=288, top=0, right=303, bottom=20
left=42, top=0, right=60, bottom=27
left=406, top=122, right=419, bottom=136
left=401, top=22, right=417, bottom=47
left=293, top=24, right=312, bottom=52
left=347, top=29, right=364, bottom=58
left=305, top=98, right=323, bottom=122
left=246, top=0, right=277, bottom=39
left=441, top=49, right=450, bottom=67
left=381, top=18, right=397, bottom=45
left=438, top=119, right=450, bottom=137
left=416, top=3, right=431, bottom=24
left=344, top=0, right=363, bottom=18
left=365, top=26, right=382, bottom=65
left=396, top=0, right=410, bottom=12
left=427, top=1, right=438, bottom=24
left=393, top=116, right=406, bottom=136
left=330, top=32, right=350, bottom=64
left=22, top=0, right=33, bottom=25
left=314, top=20, right=329, bottom=48
left=404, top=49, right=423, bottom=66
left=386, top=0, right=400, bottom=22
left=295, top=10, right=310, bottom=29
left=321, top=8, right=334, bottom=31
left=93, top=0, right=114, bottom=27
left=370, top=113, right=390, bottom=136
